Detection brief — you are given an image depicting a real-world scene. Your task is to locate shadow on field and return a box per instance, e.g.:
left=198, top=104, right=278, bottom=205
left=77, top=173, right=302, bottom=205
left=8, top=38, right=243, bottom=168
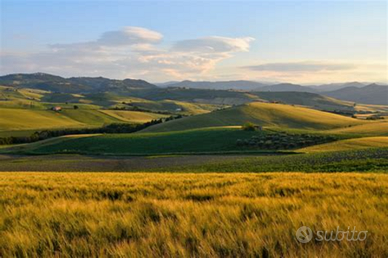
left=0, top=154, right=256, bottom=172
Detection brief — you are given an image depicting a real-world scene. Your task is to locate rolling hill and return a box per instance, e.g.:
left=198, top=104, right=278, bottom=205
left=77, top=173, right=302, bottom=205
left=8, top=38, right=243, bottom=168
left=127, top=87, right=258, bottom=105
left=9, top=127, right=271, bottom=155
left=327, top=121, right=388, bottom=136
left=142, top=102, right=362, bottom=133
left=0, top=107, right=168, bottom=136
left=0, top=84, right=222, bottom=115
left=0, top=108, right=85, bottom=131
left=298, top=136, right=388, bottom=152
left=99, top=110, right=169, bottom=123
left=251, top=91, right=356, bottom=111
left=2, top=73, right=386, bottom=111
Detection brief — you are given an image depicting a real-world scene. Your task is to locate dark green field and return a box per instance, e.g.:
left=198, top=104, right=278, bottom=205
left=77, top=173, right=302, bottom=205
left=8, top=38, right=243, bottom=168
left=2, top=126, right=346, bottom=156
left=0, top=147, right=387, bottom=173
left=14, top=128, right=268, bottom=155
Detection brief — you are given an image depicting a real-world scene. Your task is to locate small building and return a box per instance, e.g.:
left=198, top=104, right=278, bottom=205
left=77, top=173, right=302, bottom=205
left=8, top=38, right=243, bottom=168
left=51, top=106, right=62, bottom=112
left=175, top=108, right=183, bottom=112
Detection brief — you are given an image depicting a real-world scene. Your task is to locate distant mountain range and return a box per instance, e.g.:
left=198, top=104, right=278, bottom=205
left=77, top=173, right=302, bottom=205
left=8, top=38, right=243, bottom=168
left=159, top=80, right=269, bottom=91
left=310, top=82, right=367, bottom=92
left=159, top=80, right=387, bottom=105
left=0, top=73, right=386, bottom=105
left=0, top=73, right=156, bottom=93
left=322, top=84, right=388, bottom=105
left=158, top=80, right=370, bottom=92
left=256, top=83, right=318, bottom=93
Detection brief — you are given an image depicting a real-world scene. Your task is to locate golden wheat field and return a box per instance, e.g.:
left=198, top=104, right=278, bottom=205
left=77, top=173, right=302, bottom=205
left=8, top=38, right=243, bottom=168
left=0, top=172, right=387, bottom=257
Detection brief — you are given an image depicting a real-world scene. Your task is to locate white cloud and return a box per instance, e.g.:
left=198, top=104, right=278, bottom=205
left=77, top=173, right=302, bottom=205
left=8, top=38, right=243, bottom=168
left=50, top=27, right=162, bottom=50
left=172, top=36, right=254, bottom=53
left=97, top=26, right=163, bottom=46
left=3, top=27, right=384, bottom=84
left=0, top=27, right=254, bottom=81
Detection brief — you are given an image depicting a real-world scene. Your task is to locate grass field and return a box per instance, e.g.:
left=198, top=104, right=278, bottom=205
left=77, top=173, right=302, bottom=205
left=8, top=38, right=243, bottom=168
left=0, top=134, right=101, bottom=154
left=4, top=126, right=345, bottom=155
left=299, top=136, right=388, bottom=153
left=0, top=147, right=386, bottom=172
left=142, top=102, right=363, bottom=133
left=253, top=91, right=356, bottom=111
left=0, top=108, right=85, bottom=131
left=328, top=121, right=388, bottom=136
left=1, top=84, right=388, bottom=257
left=10, top=127, right=274, bottom=155
left=100, top=110, right=169, bottom=123
left=154, top=147, right=388, bottom=173
left=127, top=99, right=220, bottom=115
left=0, top=172, right=387, bottom=257
left=0, top=107, right=169, bottom=137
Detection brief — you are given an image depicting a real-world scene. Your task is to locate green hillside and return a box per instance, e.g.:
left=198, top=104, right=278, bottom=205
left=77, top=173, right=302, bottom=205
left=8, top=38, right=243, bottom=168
left=10, top=127, right=275, bottom=155
left=0, top=107, right=168, bottom=136
left=252, top=91, right=356, bottom=111
left=100, top=110, right=169, bottom=123
left=40, top=91, right=220, bottom=115
left=327, top=121, right=388, bottom=136
left=298, top=136, right=388, bottom=153
left=142, top=102, right=363, bottom=133
left=127, top=99, right=220, bottom=115
left=0, top=108, right=85, bottom=131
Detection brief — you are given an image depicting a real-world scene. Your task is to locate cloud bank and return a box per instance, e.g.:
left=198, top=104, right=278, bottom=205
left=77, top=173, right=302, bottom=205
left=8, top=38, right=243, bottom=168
left=0, top=26, right=254, bottom=81
left=173, top=36, right=254, bottom=54
left=1, top=27, right=385, bottom=83
left=243, top=61, right=357, bottom=72
left=240, top=61, right=387, bottom=84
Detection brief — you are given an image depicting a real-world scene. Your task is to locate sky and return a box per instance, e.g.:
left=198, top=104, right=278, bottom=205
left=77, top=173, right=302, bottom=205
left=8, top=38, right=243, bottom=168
left=0, top=0, right=387, bottom=84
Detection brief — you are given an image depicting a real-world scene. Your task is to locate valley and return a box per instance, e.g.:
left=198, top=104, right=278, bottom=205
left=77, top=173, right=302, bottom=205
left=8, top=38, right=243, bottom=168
left=0, top=73, right=387, bottom=175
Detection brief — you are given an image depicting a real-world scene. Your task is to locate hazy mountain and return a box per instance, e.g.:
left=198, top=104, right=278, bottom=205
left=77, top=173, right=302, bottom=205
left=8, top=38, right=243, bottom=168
left=0, top=72, right=66, bottom=84
left=154, top=81, right=180, bottom=87
left=0, top=73, right=93, bottom=93
left=1, top=73, right=385, bottom=105
left=322, top=84, right=388, bottom=105
left=312, top=82, right=367, bottom=92
left=0, top=73, right=157, bottom=93
left=256, top=83, right=317, bottom=93
left=69, top=77, right=157, bottom=91
left=126, top=87, right=258, bottom=105
left=163, top=80, right=270, bottom=90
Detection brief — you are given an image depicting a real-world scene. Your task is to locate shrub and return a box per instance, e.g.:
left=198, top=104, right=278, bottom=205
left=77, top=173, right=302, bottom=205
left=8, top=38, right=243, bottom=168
left=235, top=132, right=338, bottom=150
left=242, top=122, right=257, bottom=131
left=366, top=115, right=384, bottom=120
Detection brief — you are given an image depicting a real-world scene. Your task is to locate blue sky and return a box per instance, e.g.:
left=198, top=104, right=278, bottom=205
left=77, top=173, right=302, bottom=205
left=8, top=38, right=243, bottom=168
left=1, top=0, right=387, bottom=83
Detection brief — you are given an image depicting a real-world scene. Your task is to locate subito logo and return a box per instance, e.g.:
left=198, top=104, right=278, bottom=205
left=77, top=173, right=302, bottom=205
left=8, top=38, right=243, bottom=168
left=296, top=226, right=313, bottom=243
